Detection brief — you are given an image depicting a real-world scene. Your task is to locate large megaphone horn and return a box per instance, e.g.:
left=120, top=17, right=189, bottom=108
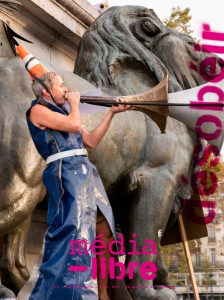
left=118, top=77, right=169, bottom=134
left=81, top=77, right=169, bottom=133
left=81, top=76, right=224, bottom=152
left=120, top=76, right=224, bottom=152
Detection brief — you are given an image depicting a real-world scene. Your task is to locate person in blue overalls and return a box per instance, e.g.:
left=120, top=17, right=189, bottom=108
left=26, top=71, right=132, bottom=300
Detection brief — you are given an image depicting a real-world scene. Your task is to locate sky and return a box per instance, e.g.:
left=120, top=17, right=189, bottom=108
left=89, top=0, right=224, bottom=155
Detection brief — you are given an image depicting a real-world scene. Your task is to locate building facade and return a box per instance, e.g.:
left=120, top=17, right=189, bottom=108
left=0, top=0, right=100, bottom=71
left=171, top=174, right=224, bottom=299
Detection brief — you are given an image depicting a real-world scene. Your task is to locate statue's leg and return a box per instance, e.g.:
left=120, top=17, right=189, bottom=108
left=0, top=216, right=31, bottom=294
left=121, top=165, right=178, bottom=300
left=153, top=252, right=169, bottom=288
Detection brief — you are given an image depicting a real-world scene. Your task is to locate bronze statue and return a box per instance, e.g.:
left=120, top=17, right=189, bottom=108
left=0, top=2, right=222, bottom=299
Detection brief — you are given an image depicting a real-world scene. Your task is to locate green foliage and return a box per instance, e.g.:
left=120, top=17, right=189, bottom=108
left=164, top=6, right=193, bottom=34
left=160, top=239, right=201, bottom=286
left=201, top=254, right=216, bottom=287
left=218, top=161, right=224, bottom=177
left=161, top=239, right=201, bottom=273
left=161, top=243, right=188, bottom=276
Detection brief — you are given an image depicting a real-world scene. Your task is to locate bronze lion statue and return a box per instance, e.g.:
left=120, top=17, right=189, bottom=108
left=0, top=3, right=221, bottom=300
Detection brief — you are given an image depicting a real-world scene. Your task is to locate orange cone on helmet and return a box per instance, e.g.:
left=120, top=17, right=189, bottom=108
left=16, top=44, right=48, bottom=80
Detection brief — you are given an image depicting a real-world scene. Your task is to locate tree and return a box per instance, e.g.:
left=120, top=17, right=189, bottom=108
left=201, top=254, right=216, bottom=286
left=164, top=6, right=193, bottom=35
left=160, top=239, right=201, bottom=286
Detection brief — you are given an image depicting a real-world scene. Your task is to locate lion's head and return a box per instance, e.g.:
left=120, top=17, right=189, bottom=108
left=75, top=5, right=221, bottom=94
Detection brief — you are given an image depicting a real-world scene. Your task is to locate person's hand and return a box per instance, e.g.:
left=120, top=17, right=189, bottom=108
left=66, top=91, right=80, bottom=105
left=110, top=97, right=134, bottom=114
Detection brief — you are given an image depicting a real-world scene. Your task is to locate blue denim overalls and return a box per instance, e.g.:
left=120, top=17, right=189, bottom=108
left=26, top=100, right=117, bottom=300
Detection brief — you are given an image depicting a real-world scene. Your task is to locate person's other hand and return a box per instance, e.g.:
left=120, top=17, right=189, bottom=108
left=110, top=97, right=134, bottom=114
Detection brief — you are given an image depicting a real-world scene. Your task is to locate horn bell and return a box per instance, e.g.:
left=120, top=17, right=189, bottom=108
left=120, top=75, right=169, bottom=133
left=120, top=74, right=224, bottom=152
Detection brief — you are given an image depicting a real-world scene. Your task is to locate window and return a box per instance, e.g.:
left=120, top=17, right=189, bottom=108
left=195, top=252, right=201, bottom=267
left=210, top=248, right=216, bottom=262
left=208, top=226, right=216, bottom=243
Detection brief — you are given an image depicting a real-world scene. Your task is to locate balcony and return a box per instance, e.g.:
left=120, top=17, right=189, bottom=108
left=193, top=261, right=224, bottom=272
